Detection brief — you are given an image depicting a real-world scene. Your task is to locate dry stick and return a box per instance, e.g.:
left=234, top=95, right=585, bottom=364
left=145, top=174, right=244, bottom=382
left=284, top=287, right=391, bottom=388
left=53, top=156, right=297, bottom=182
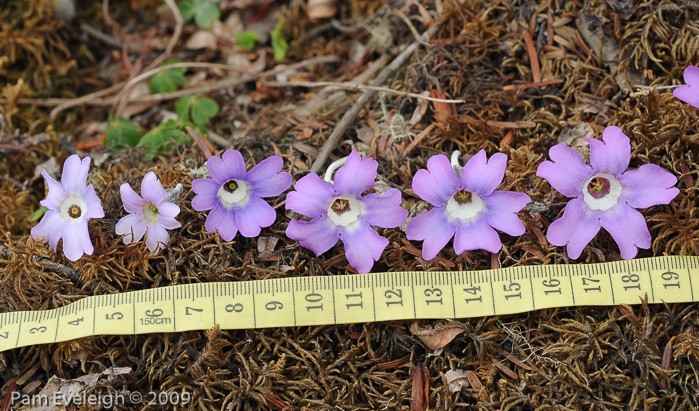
left=310, top=24, right=439, bottom=174
left=50, top=82, right=124, bottom=120
left=264, top=80, right=465, bottom=104
left=114, top=0, right=183, bottom=116
left=12, top=56, right=341, bottom=111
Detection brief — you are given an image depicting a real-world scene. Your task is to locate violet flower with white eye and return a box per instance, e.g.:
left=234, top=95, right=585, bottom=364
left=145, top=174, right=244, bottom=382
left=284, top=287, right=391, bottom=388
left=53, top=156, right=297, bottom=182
left=285, top=150, right=408, bottom=274
left=31, top=154, right=105, bottom=261
left=537, top=125, right=679, bottom=260
left=191, top=150, right=292, bottom=241
left=406, top=151, right=530, bottom=260
left=673, top=65, right=699, bottom=108
left=115, top=171, right=181, bottom=253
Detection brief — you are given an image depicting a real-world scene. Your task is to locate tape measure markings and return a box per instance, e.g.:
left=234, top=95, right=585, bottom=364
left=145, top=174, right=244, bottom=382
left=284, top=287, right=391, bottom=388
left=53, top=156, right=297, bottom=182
left=3, top=256, right=699, bottom=352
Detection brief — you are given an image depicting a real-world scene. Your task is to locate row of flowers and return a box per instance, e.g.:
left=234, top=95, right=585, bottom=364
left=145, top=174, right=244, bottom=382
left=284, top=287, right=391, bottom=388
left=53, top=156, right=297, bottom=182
left=30, top=66, right=697, bottom=273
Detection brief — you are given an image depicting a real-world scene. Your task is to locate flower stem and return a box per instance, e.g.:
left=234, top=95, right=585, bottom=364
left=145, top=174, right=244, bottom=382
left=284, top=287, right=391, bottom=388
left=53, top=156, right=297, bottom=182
left=451, top=150, right=463, bottom=178
left=324, top=156, right=349, bottom=183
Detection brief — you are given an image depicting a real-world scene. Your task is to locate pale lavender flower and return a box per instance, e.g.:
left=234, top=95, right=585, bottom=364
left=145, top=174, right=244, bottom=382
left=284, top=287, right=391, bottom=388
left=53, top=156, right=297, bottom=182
left=673, top=65, right=699, bottom=108
left=537, top=126, right=679, bottom=260
left=31, top=154, right=104, bottom=261
left=285, top=150, right=408, bottom=274
left=406, top=151, right=530, bottom=260
left=192, top=150, right=292, bottom=241
left=115, top=171, right=181, bottom=253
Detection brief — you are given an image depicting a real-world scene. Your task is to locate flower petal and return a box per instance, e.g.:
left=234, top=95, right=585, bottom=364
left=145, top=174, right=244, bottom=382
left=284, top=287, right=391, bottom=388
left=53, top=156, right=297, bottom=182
left=600, top=204, right=651, bottom=260
left=333, top=150, right=378, bottom=196
left=546, top=198, right=601, bottom=259
left=205, top=204, right=238, bottom=241
left=115, top=213, right=147, bottom=244
left=286, top=173, right=335, bottom=217
left=406, top=207, right=456, bottom=261
left=157, top=202, right=180, bottom=219
left=141, top=171, right=166, bottom=204
left=145, top=223, right=170, bottom=253
left=61, top=220, right=93, bottom=261
left=461, top=151, right=507, bottom=196
left=536, top=143, right=595, bottom=198
left=61, top=155, right=90, bottom=194
left=192, top=179, right=220, bottom=211
left=341, top=223, right=388, bottom=273
left=620, top=164, right=679, bottom=208
left=684, top=65, right=699, bottom=87
left=286, top=217, right=340, bottom=256
left=585, top=126, right=630, bottom=175
left=362, top=188, right=408, bottom=228
left=235, top=196, right=277, bottom=237
left=159, top=216, right=181, bottom=230
left=207, top=150, right=246, bottom=183
left=411, top=154, right=461, bottom=206
left=83, top=185, right=104, bottom=219
left=673, top=86, right=699, bottom=108
left=453, top=218, right=502, bottom=254
left=120, top=183, right=144, bottom=214
left=484, top=191, right=530, bottom=236
left=31, top=210, right=64, bottom=251
left=246, top=156, right=292, bottom=197
left=40, top=169, right=66, bottom=209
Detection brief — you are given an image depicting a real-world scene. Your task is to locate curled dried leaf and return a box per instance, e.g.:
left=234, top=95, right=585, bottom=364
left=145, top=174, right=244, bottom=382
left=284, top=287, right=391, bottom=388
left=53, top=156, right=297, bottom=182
left=410, top=321, right=466, bottom=350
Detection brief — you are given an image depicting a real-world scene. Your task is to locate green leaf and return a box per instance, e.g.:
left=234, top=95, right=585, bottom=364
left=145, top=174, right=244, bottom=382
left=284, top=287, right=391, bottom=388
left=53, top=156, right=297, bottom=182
left=138, top=120, right=188, bottom=159
left=149, top=60, right=187, bottom=94
left=105, top=116, right=142, bottom=153
left=236, top=31, right=258, bottom=50
left=194, top=3, right=220, bottom=29
left=178, top=1, right=195, bottom=21
left=191, top=97, right=219, bottom=126
left=270, top=20, right=288, bottom=62
left=28, top=206, right=48, bottom=222
left=175, top=96, right=193, bottom=122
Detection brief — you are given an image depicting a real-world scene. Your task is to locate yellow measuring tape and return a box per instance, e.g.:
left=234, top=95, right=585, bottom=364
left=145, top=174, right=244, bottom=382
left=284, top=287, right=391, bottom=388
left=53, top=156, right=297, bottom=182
left=1, top=255, right=696, bottom=353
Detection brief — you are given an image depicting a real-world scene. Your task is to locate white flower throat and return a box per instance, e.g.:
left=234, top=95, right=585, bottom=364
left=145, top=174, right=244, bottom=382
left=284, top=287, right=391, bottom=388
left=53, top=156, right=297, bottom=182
left=59, top=194, right=87, bottom=222
left=327, top=196, right=362, bottom=227
left=583, top=173, right=621, bottom=211
left=143, top=203, right=161, bottom=222
left=217, top=179, right=250, bottom=208
left=445, top=190, right=485, bottom=222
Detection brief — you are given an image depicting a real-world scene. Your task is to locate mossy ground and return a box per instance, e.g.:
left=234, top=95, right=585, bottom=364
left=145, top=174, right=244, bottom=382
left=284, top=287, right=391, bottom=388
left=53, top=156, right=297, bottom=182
left=1, top=0, right=699, bottom=409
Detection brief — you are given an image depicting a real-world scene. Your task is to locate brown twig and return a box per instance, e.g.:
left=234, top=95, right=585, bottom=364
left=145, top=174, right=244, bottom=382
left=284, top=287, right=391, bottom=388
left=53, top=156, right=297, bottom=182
left=264, top=80, right=464, bottom=104
left=5, top=55, right=337, bottom=116
left=310, top=24, right=439, bottom=174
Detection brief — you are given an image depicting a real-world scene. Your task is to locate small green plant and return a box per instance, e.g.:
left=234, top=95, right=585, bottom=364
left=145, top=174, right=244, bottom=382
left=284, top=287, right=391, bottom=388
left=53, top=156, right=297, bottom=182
left=28, top=206, right=48, bottom=222
left=236, top=31, right=259, bottom=51
left=178, top=0, right=221, bottom=29
left=175, top=95, right=220, bottom=127
left=105, top=115, right=143, bottom=154
left=136, top=95, right=220, bottom=159
left=270, top=20, right=288, bottom=62
left=149, top=60, right=186, bottom=94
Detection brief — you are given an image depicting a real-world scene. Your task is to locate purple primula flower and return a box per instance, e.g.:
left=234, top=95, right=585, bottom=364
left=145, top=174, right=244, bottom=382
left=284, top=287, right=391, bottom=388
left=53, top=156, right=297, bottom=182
left=537, top=126, right=679, bottom=260
left=192, top=150, right=292, bottom=241
left=406, top=151, right=530, bottom=260
left=673, top=65, right=699, bottom=108
left=285, top=150, right=408, bottom=274
left=31, top=154, right=104, bottom=261
left=115, top=171, right=181, bottom=253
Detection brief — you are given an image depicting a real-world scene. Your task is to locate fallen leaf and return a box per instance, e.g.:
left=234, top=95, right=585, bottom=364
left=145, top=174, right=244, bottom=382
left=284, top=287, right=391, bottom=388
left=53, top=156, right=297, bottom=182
left=558, top=122, right=592, bottom=153
left=430, top=90, right=454, bottom=123
left=445, top=369, right=470, bottom=393
left=186, top=31, right=218, bottom=50
left=308, top=0, right=337, bottom=20
left=410, top=322, right=466, bottom=350
left=491, top=358, right=519, bottom=379
left=409, top=92, right=431, bottom=126
left=257, top=236, right=279, bottom=255
left=410, top=363, right=429, bottom=411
